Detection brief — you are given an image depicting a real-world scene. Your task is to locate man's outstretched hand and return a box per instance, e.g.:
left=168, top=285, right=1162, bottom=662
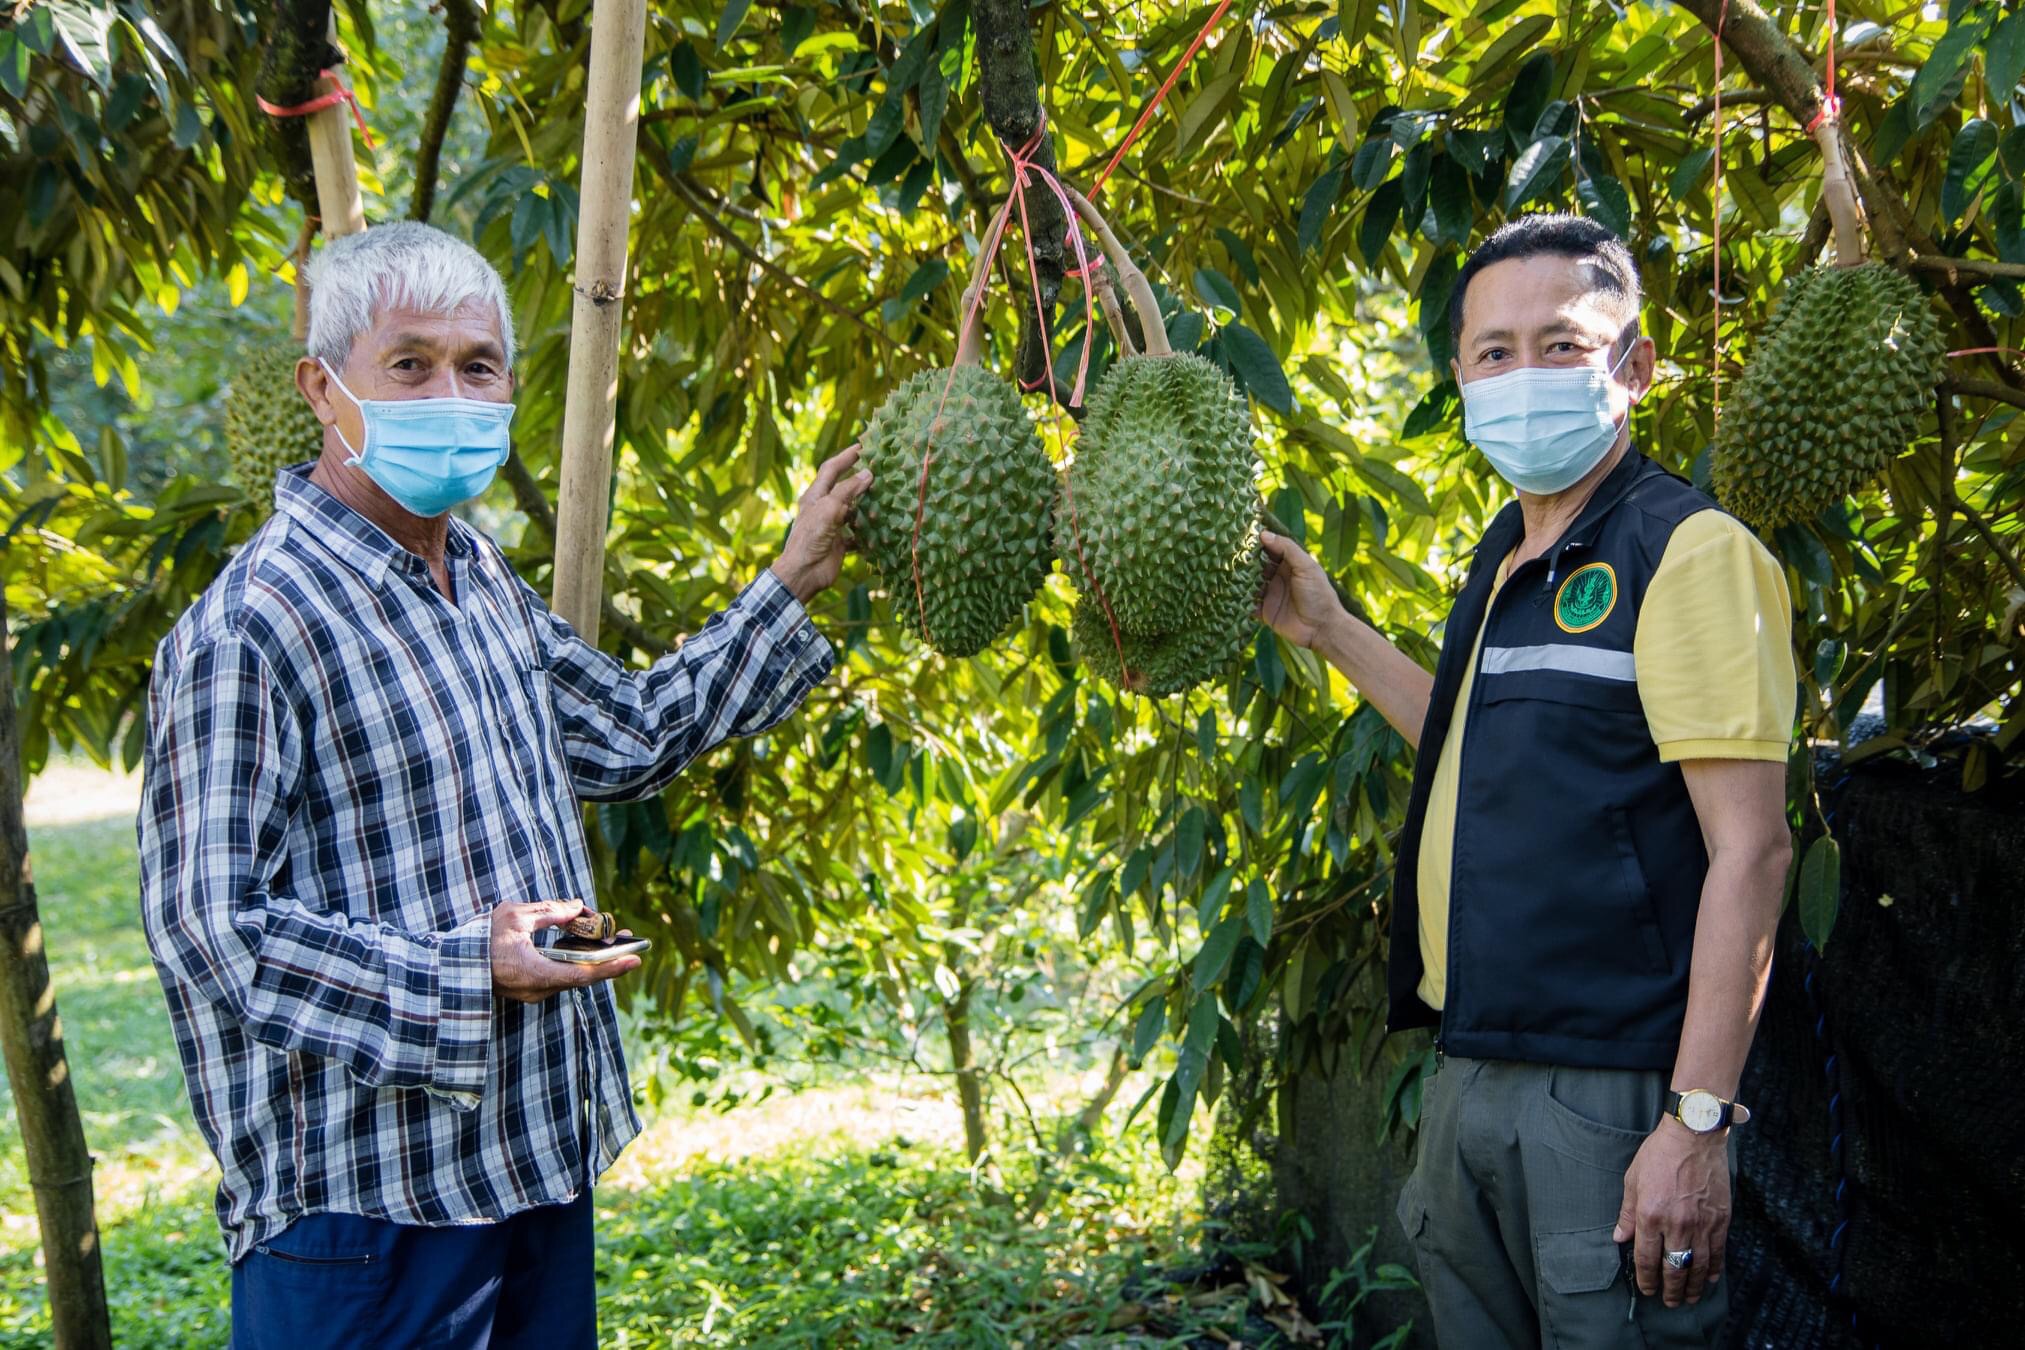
left=1256, top=531, right=1348, bottom=650
left=772, top=445, right=873, bottom=602
left=491, top=899, right=639, bottom=1004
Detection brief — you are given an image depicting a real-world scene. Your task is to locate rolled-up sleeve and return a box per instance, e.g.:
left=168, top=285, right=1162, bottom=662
left=520, top=569, right=834, bottom=802
left=137, top=633, right=494, bottom=1103
left=1633, top=511, right=1798, bottom=763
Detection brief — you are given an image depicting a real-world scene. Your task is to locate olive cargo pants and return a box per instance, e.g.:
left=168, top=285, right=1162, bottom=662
left=1395, top=1056, right=1730, bottom=1348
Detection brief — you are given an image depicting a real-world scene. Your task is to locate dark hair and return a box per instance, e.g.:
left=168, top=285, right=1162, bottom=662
left=1446, top=213, right=1641, bottom=355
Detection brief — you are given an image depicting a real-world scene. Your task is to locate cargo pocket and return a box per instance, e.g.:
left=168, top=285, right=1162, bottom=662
left=1535, top=1223, right=1628, bottom=1348
left=1394, top=1177, right=1430, bottom=1252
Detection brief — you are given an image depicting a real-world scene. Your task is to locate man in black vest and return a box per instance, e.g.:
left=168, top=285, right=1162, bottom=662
left=1257, top=214, right=1796, bottom=1346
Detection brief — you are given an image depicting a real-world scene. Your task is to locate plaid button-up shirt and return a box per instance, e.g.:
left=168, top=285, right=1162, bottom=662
left=139, top=466, right=830, bottom=1260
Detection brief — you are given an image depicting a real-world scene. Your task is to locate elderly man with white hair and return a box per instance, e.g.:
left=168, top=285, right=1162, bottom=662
left=137, top=221, right=869, bottom=1348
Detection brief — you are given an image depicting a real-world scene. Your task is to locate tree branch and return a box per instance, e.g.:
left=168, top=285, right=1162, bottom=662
left=1909, top=254, right=2025, bottom=283
left=973, top=0, right=1067, bottom=393
left=1945, top=377, right=2025, bottom=411
left=410, top=0, right=479, bottom=223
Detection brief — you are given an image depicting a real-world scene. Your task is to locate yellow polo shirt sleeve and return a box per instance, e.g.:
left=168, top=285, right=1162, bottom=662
left=1633, top=510, right=1797, bottom=763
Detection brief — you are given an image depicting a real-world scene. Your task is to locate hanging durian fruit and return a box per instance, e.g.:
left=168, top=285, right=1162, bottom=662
left=1711, top=120, right=1944, bottom=529
left=1058, top=189, right=1263, bottom=696
left=226, top=346, right=325, bottom=513
left=1713, top=262, right=1943, bottom=528
left=854, top=249, right=1056, bottom=657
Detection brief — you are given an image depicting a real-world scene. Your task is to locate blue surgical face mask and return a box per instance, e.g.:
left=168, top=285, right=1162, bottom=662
left=1459, top=342, right=1638, bottom=496
left=319, top=360, right=514, bottom=517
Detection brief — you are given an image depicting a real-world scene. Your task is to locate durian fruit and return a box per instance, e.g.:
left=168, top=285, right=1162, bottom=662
left=225, top=347, right=324, bottom=513
left=1713, top=261, right=1943, bottom=528
left=1071, top=536, right=1263, bottom=697
left=1065, top=353, right=1256, bottom=638
left=1056, top=187, right=1263, bottom=697
left=855, top=363, right=1056, bottom=657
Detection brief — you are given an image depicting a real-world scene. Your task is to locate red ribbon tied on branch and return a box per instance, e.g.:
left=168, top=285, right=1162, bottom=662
left=256, top=67, right=377, bottom=150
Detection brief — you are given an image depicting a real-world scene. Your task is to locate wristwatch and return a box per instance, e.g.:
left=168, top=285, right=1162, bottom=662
left=1666, top=1089, right=1751, bottom=1134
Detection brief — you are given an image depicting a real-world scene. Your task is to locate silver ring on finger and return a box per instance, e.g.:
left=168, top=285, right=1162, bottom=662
left=1663, top=1248, right=1694, bottom=1270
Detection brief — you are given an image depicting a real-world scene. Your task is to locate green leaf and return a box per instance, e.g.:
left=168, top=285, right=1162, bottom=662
left=1174, top=803, right=1206, bottom=870
left=1429, top=153, right=1473, bottom=247
left=1503, top=135, right=1570, bottom=212
left=1401, top=381, right=1458, bottom=439
left=1130, top=995, right=1166, bottom=1066
left=1912, top=6, right=1993, bottom=124
left=1798, top=834, right=1841, bottom=952
left=918, top=54, right=949, bottom=153
left=1174, top=70, right=1244, bottom=158
left=717, top=0, right=757, bottom=50
left=1503, top=51, right=1554, bottom=150
left=1246, top=883, right=1274, bottom=948
left=1299, top=163, right=1346, bottom=253
left=1943, top=118, right=1999, bottom=223
left=1338, top=0, right=1381, bottom=49
left=1194, top=915, right=1246, bottom=987
left=670, top=40, right=705, bottom=99
left=1351, top=137, right=1396, bottom=190
left=1076, top=869, right=1112, bottom=940
left=1668, top=146, right=1715, bottom=202
left=1813, top=638, right=1847, bottom=688
left=0, top=35, right=28, bottom=100
left=1579, top=173, right=1632, bottom=240
left=1988, top=8, right=2025, bottom=102
left=1223, top=323, right=1294, bottom=414
left=1358, top=179, right=1404, bottom=268
left=897, top=257, right=948, bottom=305
left=1194, top=266, right=1242, bottom=317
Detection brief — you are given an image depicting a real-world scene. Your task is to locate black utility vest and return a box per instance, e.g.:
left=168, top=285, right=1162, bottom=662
left=1388, top=450, right=1721, bottom=1071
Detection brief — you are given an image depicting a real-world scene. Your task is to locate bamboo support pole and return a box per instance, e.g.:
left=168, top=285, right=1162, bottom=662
left=0, top=592, right=112, bottom=1350
left=552, top=0, right=649, bottom=641
left=306, top=16, right=365, bottom=239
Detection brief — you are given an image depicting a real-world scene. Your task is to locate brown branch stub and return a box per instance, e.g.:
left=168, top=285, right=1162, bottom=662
left=973, top=0, right=1068, bottom=393
left=410, top=0, right=480, bottom=223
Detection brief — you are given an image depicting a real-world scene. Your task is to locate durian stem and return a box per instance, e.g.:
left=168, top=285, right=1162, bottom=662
left=1062, top=188, right=1169, bottom=357
left=953, top=231, right=1000, bottom=368
left=1093, top=261, right=1137, bottom=357
left=1811, top=121, right=1865, bottom=268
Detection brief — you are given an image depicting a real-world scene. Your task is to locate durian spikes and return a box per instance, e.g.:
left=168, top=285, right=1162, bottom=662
left=1064, top=188, right=1169, bottom=356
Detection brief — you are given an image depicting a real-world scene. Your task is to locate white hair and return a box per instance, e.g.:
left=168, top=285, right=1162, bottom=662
left=304, top=221, right=516, bottom=369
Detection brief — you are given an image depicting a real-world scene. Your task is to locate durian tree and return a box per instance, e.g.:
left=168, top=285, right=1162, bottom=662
left=7, top=0, right=2024, bottom=1212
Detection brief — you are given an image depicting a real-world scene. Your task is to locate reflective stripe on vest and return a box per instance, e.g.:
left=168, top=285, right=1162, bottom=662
left=1479, top=643, right=1637, bottom=682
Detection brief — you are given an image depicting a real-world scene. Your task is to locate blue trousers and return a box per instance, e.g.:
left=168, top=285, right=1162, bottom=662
left=229, top=1191, right=595, bottom=1349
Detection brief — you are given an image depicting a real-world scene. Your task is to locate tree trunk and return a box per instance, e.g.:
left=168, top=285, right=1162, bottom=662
left=970, top=0, right=1067, bottom=392
left=943, top=977, right=989, bottom=1165
left=0, top=591, right=112, bottom=1350
left=256, top=1, right=339, bottom=221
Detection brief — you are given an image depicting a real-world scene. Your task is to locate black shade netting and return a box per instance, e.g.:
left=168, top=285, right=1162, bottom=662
left=1726, top=742, right=2025, bottom=1348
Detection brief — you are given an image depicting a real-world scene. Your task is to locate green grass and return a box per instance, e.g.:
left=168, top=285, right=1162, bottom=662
left=1, top=793, right=1244, bottom=1348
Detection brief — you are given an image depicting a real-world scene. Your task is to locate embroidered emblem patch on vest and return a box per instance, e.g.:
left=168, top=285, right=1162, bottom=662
left=1554, top=561, right=1618, bottom=634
